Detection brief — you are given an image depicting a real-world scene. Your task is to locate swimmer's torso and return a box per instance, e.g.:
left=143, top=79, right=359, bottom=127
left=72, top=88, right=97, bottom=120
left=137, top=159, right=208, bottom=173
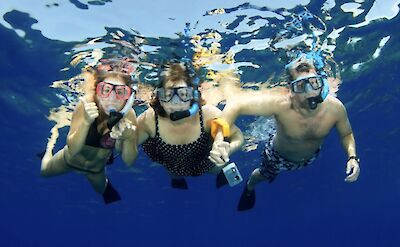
left=64, top=145, right=112, bottom=170
left=274, top=96, right=338, bottom=162
left=148, top=110, right=203, bottom=144
left=65, top=118, right=113, bottom=171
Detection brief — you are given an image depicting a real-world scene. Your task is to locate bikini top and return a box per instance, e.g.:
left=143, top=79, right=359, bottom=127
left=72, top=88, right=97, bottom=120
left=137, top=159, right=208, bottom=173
left=85, top=119, right=115, bottom=149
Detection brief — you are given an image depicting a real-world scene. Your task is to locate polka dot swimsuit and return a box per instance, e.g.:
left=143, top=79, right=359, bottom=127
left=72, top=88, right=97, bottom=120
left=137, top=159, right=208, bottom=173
left=142, top=108, right=215, bottom=177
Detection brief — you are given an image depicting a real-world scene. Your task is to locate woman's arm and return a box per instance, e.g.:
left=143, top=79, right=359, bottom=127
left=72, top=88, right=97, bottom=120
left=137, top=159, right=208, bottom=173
left=66, top=97, right=96, bottom=157
left=203, top=105, right=244, bottom=165
left=116, top=110, right=139, bottom=167
left=136, top=109, right=152, bottom=145
left=117, top=108, right=152, bottom=164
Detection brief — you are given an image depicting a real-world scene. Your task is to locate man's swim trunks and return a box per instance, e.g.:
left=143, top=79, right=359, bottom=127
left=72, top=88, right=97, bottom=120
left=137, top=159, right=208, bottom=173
left=259, top=130, right=320, bottom=182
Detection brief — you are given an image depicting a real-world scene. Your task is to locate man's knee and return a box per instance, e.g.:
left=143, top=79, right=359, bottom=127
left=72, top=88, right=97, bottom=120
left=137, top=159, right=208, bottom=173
left=257, top=167, right=278, bottom=183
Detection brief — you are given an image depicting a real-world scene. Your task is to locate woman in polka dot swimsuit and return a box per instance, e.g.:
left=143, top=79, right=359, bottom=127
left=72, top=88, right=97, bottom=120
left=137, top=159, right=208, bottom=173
left=136, top=62, right=244, bottom=189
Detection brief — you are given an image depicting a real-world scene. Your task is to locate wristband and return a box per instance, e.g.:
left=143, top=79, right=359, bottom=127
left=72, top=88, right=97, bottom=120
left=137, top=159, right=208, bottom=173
left=348, top=156, right=360, bottom=163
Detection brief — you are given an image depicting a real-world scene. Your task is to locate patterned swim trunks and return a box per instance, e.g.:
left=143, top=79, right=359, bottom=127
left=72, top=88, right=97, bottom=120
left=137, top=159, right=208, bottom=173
left=259, top=130, right=320, bottom=182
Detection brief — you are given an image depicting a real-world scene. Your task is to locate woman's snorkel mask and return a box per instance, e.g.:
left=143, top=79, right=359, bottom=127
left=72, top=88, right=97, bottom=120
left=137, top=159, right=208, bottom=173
left=106, top=84, right=137, bottom=129
left=157, top=61, right=201, bottom=121
left=95, top=58, right=138, bottom=129
left=168, top=77, right=200, bottom=121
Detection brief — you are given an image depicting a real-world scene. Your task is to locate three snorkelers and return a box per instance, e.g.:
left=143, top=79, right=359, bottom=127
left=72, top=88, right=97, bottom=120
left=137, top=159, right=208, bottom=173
left=41, top=53, right=360, bottom=209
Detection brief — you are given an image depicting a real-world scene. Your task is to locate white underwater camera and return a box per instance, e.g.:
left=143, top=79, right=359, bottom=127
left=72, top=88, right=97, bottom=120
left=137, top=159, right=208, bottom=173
left=222, top=162, right=243, bottom=187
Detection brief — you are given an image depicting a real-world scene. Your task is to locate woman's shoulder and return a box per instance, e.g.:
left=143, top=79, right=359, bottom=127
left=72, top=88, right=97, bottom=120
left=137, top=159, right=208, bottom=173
left=137, top=107, right=156, bottom=131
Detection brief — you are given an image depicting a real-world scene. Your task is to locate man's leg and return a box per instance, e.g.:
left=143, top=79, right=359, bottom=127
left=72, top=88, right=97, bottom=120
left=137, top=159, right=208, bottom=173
left=237, top=168, right=266, bottom=211
left=237, top=152, right=278, bottom=211
left=247, top=168, right=267, bottom=191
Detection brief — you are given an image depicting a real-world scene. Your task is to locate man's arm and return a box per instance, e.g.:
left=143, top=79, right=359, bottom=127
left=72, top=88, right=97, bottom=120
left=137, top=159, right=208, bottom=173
left=222, top=90, right=283, bottom=125
left=228, top=125, right=244, bottom=155
left=335, top=100, right=360, bottom=182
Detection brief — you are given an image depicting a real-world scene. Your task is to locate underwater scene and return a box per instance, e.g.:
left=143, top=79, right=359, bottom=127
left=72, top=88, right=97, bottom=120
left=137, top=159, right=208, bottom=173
left=0, top=0, right=399, bottom=246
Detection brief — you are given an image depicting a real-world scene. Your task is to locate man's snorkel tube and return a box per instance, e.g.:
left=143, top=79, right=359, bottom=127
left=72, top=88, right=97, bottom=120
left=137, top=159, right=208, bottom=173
left=169, top=77, right=200, bottom=121
left=107, top=85, right=137, bottom=129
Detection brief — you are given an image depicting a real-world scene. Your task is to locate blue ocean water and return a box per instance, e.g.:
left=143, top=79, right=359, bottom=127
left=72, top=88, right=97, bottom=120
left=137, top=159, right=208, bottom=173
left=0, top=1, right=399, bottom=246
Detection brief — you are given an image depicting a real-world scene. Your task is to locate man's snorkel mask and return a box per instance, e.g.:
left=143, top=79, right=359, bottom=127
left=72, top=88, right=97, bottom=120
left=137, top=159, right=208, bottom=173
left=157, top=61, right=201, bottom=121
left=290, top=75, right=329, bottom=110
left=285, top=53, right=329, bottom=110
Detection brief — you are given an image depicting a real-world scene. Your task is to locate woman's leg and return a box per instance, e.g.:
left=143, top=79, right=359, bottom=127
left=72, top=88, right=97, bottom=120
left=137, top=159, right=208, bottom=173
left=85, top=170, right=107, bottom=194
left=40, top=146, right=71, bottom=177
left=86, top=171, right=121, bottom=204
left=208, top=165, right=228, bottom=188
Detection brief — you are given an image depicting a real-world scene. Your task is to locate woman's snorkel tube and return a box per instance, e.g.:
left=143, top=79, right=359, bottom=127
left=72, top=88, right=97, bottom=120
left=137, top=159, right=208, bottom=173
left=170, top=101, right=199, bottom=121
left=107, top=85, right=137, bottom=129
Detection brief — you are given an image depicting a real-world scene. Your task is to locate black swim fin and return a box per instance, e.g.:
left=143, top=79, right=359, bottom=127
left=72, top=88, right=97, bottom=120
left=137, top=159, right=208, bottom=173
left=216, top=170, right=228, bottom=188
left=171, top=178, right=188, bottom=190
left=102, top=179, right=121, bottom=204
left=237, top=181, right=256, bottom=211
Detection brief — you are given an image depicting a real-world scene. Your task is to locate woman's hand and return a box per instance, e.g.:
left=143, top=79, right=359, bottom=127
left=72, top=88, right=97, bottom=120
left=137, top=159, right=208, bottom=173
left=110, top=118, right=137, bottom=141
left=81, top=97, right=99, bottom=125
left=209, top=140, right=231, bottom=167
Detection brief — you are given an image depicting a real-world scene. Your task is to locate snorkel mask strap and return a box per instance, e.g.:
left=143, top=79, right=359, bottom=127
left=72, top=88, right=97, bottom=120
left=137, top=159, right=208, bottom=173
left=106, top=85, right=136, bottom=129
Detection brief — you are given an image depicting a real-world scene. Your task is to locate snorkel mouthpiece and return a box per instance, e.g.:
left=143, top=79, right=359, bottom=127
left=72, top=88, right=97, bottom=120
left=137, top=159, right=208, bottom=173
left=307, top=77, right=329, bottom=110
left=307, top=95, right=323, bottom=110
left=106, top=86, right=136, bottom=129
left=169, top=102, right=199, bottom=121
left=107, top=110, right=123, bottom=129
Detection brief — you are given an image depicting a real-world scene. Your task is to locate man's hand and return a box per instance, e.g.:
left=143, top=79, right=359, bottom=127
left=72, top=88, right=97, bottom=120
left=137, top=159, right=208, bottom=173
left=209, top=140, right=231, bottom=167
left=81, top=97, right=99, bottom=125
left=345, top=159, right=360, bottom=182
left=110, top=118, right=137, bottom=140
